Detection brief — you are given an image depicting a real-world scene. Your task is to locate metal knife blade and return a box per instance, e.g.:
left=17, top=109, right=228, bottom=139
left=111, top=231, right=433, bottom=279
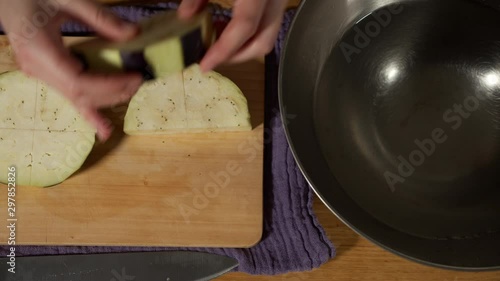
left=0, top=251, right=238, bottom=281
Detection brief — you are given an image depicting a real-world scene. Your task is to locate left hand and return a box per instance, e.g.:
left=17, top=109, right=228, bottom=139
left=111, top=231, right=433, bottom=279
left=178, top=0, right=288, bottom=72
left=0, top=0, right=142, bottom=142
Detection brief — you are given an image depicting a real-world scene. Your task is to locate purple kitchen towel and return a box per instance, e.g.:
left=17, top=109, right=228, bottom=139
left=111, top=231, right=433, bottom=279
left=0, top=4, right=335, bottom=276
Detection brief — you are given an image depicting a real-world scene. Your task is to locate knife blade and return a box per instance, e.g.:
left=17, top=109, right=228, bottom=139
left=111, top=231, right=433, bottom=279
left=0, top=251, right=238, bottom=281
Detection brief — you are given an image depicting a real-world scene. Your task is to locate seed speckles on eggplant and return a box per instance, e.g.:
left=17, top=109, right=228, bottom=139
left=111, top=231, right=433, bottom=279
left=124, top=64, right=251, bottom=135
left=0, top=71, right=96, bottom=187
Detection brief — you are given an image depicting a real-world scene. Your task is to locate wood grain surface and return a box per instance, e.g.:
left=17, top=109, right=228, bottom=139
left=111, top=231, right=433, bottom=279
left=215, top=198, right=500, bottom=281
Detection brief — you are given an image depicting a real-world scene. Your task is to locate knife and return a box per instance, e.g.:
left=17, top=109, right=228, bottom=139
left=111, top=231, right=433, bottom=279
left=0, top=251, right=238, bottom=281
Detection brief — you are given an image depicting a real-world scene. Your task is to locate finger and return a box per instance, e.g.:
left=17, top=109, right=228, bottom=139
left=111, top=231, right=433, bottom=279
left=78, top=106, right=114, bottom=142
left=178, top=0, right=209, bottom=19
left=13, top=32, right=112, bottom=142
left=15, top=26, right=142, bottom=107
left=13, top=28, right=84, bottom=89
left=70, top=73, right=141, bottom=142
left=72, top=72, right=143, bottom=108
left=13, top=27, right=140, bottom=141
left=228, top=0, right=287, bottom=64
left=58, top=72, right=142, bottom=142
left=62, top=0, right=138, bottom=42
left=199, top=0, right=268, bottom=72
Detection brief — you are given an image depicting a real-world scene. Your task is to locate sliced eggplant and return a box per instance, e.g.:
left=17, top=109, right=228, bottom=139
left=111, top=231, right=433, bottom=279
left=35, top=81, right=95, bottom=133
left=124, top=72, right=187, bottom=135
left=0, top=129, right=33, bottom=186
left=0, top=71, right=37, bottom=129
left=71, top=10, right=216, bottom=80
left=183, top=65, right=252, bottom=132
left=31, top=131, right=95, bottom=187
left=0, top=71, right=96, bottom=187
left=124, top=64, right=252, bottom=135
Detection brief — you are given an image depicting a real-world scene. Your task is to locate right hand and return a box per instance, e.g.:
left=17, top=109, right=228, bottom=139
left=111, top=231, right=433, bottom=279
left=0, top=0, right=143, bottom=141
left=178, top=0, right=288, bottom=72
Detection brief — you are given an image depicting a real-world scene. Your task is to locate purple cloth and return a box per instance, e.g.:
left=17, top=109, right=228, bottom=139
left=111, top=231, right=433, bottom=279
left=0, top=4, right=335, bottom=276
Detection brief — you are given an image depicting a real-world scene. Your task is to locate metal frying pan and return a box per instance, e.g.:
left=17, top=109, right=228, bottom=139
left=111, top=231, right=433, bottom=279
left=279, top=0, right=500, bottom=270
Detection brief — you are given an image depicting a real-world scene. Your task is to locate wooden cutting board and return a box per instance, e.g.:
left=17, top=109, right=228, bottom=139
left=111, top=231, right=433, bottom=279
left=0, top=35, right=264, bottom=247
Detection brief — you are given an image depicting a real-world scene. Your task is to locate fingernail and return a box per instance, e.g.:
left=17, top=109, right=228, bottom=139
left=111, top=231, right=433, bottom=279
left=97, top=131, right=106, bottom=143
left=97, top=126, right=113, bottom=143
left=200, top=60, right=214, bottom=73
left=97, top=119, right=115, bottom=142
left=199, top=55, right=210, bottom=72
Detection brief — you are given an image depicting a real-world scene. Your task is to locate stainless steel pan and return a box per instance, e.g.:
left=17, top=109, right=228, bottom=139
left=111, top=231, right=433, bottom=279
left=279, top=0, right=500, bottom=270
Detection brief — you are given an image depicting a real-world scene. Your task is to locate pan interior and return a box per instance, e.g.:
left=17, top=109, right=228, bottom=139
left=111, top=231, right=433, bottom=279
left=314, top=0, right=500, bottom=240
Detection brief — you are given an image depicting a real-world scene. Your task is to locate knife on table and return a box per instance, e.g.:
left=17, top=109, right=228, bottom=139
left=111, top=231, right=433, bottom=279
left=0, top=251, right=238, bottom=281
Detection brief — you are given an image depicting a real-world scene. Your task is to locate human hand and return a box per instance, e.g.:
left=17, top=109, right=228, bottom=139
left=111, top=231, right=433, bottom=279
left=0, top=0, right=143, bottom=141
left=178, top=0, right=288, bottom=72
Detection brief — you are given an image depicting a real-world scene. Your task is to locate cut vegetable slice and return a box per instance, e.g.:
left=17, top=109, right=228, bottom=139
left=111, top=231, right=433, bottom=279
left=0, top=71, right=37, bottom=129
left=0, top=129, right=33, bottom=186
left=31, top=131, right=95, bottom=187
left=184, top=65, right=252, bottom=132
left=124, top=72, right=186, bottom=135
left=0, top=71, right=96, bottom=187
left=124, top=64, right=252, bottom=135
left=35, top=81, right=94, bottom=132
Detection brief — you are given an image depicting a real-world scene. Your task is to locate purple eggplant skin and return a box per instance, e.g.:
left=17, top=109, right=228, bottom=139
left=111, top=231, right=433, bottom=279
left=72, top=51, right=90, bottom=71
left=120, top=26, right=207, bottom=81
left=181, top=27, right=208, bottom=68
left=120, top=51, right=156, bottom=81
left=70, top=24, right=212, bottom=80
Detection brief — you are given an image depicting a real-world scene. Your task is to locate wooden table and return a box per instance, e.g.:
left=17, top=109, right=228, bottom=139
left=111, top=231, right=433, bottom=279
left=94, top=0, right=497, bottom=280
left=217, top=197, right=500, bottom=281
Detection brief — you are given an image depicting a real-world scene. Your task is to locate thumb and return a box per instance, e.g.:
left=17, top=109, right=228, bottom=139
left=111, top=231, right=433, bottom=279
left=78, top=106, right=114, bottom=142
left=62, top=0, right=138, bottom=42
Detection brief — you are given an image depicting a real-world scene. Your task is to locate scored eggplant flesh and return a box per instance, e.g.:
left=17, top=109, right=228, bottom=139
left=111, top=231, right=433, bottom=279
left=0, top=71, right=96, bottom=187
left=124, top=64, right=252, bottom=135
